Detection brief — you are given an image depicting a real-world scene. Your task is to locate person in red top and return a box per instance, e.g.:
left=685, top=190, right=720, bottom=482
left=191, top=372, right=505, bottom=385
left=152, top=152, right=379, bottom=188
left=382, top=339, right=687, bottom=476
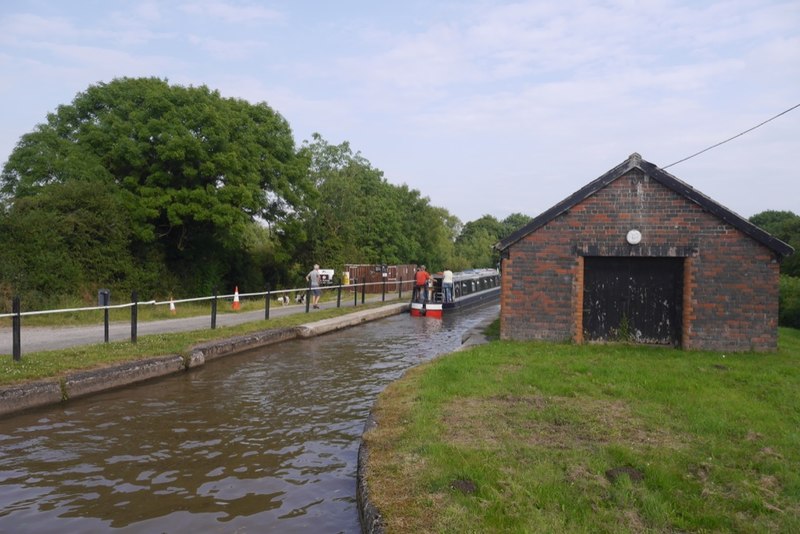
left=414, top=265, right=431, bottom=303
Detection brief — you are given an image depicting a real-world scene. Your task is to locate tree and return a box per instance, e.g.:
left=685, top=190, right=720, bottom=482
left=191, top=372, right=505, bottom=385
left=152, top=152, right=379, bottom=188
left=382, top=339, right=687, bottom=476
left=1, top=77, right=312, bottom=297
left=501, top=212, right=532, bottom=238
left=455, top=215, right=504, bottom=268
left=750, top=210, right=800, bottom=277
left=301, top=134, right=457, bottom=274
left=0, top=181, right=165, bottom=309
left=451, top=212, right=532, bottom=269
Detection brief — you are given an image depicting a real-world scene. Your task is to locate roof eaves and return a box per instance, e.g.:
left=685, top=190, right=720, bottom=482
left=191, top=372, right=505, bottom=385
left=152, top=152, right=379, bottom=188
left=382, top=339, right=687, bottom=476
left=641, top=161, right=794, bottom=258
left=495, top=155, right=637, bottom=251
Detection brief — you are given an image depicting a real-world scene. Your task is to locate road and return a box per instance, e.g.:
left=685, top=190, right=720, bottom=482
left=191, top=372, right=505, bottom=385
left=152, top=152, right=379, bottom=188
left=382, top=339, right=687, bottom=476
left=0, top=294, right=399, bottom=355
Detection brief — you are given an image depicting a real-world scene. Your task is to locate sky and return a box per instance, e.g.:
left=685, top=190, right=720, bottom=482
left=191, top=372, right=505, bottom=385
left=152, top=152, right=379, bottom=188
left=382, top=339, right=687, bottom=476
left=1, top=0, right=798, bottom=224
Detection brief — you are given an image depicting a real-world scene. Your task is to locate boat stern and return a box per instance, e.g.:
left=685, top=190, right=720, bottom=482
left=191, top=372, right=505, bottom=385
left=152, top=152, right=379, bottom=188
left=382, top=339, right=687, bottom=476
left=410, top=302, right=443, bottom=318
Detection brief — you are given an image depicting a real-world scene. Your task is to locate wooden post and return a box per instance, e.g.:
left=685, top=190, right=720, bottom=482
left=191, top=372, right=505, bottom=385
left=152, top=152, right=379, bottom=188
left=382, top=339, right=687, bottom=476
left=12, top=296, right=21, bottom=361
left=265, top=284, right=271, bottom=320
left=211, top=289, right=217, bottom=329
left=130, top=290, right=138, bottom=344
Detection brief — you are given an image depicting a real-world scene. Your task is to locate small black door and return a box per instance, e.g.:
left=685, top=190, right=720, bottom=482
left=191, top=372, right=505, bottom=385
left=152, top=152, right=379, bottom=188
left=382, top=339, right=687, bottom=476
left=583, top=257, right=683, bottom=345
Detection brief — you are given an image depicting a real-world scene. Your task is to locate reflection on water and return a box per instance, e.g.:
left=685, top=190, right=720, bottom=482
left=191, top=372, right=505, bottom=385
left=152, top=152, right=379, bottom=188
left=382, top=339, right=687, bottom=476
left=0, top=305, right=498, bottom=533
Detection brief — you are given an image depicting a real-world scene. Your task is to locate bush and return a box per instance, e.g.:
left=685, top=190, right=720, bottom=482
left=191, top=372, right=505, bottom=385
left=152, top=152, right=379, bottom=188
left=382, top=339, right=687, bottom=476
left=779, top=275, right=800, bottom=328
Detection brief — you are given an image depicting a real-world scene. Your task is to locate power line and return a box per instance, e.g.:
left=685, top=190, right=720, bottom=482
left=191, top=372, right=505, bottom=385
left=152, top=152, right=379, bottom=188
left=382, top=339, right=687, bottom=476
left=661, top=102, right=800, bottom=170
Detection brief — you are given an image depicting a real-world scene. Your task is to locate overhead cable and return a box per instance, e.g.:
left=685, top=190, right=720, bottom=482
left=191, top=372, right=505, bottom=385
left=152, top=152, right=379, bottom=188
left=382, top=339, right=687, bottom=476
left=661, top=102, right=800, bottom=170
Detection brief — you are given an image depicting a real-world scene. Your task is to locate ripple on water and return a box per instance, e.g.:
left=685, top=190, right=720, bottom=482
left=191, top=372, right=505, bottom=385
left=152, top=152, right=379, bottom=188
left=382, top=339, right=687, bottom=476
left=0, top=305, right=498, bottom=532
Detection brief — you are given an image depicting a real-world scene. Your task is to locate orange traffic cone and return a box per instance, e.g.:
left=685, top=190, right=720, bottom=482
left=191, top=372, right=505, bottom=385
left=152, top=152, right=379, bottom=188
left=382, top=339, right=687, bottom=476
left=169, top=297, right=176, bottom=315
left=232, top=286, right=241, bottom=310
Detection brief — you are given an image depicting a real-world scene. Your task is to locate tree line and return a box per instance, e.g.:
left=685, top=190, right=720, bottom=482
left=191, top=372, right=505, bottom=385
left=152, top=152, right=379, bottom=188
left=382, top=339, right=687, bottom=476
left=748, top=211, right=800, bottom=328
left=0, top=77, right=529, bottom=310
left=2, top=77, right=796, bottom=324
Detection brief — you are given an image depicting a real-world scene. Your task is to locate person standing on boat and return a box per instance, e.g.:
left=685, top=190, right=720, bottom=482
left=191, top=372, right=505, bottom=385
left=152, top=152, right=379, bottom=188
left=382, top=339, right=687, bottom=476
left=414, top=265, right=431, bottom=303
left=306, top=264, right=322, bottom=309
left=442, top=268, right=454, bottom=303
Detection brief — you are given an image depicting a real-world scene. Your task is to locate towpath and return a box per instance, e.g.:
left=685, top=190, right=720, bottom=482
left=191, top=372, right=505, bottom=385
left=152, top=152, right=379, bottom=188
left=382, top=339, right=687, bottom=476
left=0, top=294, right=399, bottom=355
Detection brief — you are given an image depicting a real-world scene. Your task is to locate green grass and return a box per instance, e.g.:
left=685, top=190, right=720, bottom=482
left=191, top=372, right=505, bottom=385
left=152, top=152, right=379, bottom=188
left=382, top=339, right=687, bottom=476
left=365, top=327, right=800, bottom=533
left=0, top=301, right=390, bottom=386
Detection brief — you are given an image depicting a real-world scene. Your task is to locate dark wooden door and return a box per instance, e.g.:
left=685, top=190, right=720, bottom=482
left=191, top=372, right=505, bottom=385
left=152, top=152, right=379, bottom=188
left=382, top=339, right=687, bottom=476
left=583, top=257, right=683, bottom=345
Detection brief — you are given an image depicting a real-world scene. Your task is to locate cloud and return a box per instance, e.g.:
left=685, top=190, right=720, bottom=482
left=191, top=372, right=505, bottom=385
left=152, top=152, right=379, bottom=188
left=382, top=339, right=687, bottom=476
left=178, top=0, right=283, bottom=25
left=0, top=13, right=78, bottom=42
left=186, top=35, right=268, bottom=61
left=0, top=0, right=796, bottom=222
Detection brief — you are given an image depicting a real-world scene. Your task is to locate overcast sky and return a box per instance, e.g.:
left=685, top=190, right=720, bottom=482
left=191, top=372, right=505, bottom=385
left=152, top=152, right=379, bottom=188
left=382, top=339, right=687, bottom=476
left=1, top=0, right=798, bottom=224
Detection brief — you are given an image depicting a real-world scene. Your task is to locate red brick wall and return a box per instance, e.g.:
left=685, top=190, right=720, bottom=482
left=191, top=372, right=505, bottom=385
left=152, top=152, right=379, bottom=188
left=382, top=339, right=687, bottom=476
left=500, top=169, right=781, bottom=352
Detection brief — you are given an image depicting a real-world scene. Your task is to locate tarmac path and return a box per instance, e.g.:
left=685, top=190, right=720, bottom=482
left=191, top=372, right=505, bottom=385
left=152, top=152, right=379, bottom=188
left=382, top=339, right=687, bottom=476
left=0, top=294, right=398, bottom=355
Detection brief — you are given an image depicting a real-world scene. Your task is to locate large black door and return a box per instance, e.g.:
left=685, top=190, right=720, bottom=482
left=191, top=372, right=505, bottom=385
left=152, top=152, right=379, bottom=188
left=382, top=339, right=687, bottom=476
left=583, top=257, right=683, bottom=345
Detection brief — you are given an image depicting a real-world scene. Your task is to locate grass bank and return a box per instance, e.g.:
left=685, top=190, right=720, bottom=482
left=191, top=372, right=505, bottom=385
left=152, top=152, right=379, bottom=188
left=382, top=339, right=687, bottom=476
left=0, top=302, right=388, bottom=387
left=364, top=327, right=800, bottom=533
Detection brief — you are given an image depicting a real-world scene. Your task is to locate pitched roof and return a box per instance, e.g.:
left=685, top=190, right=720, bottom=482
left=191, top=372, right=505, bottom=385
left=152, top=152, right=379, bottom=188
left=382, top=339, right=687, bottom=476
left=495, top=153, right=794, bottom=258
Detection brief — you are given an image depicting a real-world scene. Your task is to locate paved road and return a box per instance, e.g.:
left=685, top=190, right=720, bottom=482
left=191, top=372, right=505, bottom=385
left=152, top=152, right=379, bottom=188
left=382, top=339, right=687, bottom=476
left=0, top=294, right=401, bottom=355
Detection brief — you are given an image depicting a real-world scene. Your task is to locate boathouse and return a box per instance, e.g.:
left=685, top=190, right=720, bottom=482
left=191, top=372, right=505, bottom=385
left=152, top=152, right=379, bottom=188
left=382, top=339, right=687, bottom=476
left=494, top=153, right=793, bottom=352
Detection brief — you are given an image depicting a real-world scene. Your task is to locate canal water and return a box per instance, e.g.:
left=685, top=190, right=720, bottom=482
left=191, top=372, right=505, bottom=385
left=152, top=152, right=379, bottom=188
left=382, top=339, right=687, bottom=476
left=0, top=305, right=499, bottom=533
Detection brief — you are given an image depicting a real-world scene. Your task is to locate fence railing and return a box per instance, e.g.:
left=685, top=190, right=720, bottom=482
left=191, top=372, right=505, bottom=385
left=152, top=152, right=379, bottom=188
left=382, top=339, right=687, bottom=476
left=1, top=277, right=413, bottom=361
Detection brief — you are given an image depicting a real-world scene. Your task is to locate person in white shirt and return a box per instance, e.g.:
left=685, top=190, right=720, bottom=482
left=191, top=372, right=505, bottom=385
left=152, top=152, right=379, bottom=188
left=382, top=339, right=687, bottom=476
left=442, top=269, right=454, bottom=303
left=306, top=264, right=322, bottom=309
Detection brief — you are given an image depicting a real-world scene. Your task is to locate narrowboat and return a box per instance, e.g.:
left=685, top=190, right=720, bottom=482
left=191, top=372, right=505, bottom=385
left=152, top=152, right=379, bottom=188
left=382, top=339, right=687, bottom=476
left=410, top=268, right=501, bottom=318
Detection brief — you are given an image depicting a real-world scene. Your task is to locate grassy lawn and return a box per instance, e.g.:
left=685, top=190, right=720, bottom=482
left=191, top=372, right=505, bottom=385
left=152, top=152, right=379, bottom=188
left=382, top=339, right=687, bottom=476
left=0, top=302, right=390, bottom=386
left=364, top=327, right=800, bottom=533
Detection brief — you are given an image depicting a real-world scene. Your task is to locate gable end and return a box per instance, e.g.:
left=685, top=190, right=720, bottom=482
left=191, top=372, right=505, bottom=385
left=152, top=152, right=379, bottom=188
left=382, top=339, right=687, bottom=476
left=496, top=154, right=794, bottom=258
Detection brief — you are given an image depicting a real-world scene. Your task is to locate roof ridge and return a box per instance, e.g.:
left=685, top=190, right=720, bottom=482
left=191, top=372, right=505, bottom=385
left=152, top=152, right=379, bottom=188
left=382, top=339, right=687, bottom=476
left=495, top=154, right=794, bottom=258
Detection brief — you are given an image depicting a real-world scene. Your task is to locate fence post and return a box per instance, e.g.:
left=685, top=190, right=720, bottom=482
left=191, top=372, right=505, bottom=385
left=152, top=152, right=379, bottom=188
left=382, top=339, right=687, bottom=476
left=305, top=280, right=311, bottom=313
left=361, top=279, right=366, bottom=304
left=354, top=279, right=358, bottom=307
left=398, top=277, right=403, bottom=299
left=103, top=291, right=110, bottom=343
left=337, top=279, right=342, bottom=308
left=265, top=284, right=271, bottom=320
left=211, top=288, right=218, bottom=329
left=12, top=296, right=21, bottom=361
left=130, top=290, right=138, bottom=344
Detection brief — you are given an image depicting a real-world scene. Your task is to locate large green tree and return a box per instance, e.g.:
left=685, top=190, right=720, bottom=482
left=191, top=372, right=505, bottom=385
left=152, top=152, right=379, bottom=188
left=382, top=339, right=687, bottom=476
left=1, top=77, right=312, bottom=300
left=301, top=134, right=457, bottom=274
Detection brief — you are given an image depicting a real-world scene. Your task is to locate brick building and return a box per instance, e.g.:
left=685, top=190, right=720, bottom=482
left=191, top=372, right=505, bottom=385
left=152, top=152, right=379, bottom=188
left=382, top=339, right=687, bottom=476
left=494, top=153, right=793, bottom=352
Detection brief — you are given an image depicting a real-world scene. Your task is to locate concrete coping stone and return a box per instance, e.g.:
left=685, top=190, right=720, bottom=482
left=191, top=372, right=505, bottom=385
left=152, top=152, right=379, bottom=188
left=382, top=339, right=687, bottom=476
left=0, top=379, right=63, bottom=418
left=296, top=303, right=409, bottom=338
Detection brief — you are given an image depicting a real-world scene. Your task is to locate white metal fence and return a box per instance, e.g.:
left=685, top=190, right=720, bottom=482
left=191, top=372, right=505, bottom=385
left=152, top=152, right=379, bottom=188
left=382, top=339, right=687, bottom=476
left=2, top=278, right=413, bottom=360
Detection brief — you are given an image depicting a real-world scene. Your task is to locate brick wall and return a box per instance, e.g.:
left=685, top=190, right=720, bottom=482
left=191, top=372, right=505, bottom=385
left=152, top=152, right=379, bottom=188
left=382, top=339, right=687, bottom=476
left=500, top=169, right=780, bottom=352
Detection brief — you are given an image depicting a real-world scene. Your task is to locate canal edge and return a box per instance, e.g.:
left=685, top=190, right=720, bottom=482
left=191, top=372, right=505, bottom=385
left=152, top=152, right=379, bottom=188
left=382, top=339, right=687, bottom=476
left=356, top=307, right=499, bottom=534
left=0, top=303, right=410, bottom=418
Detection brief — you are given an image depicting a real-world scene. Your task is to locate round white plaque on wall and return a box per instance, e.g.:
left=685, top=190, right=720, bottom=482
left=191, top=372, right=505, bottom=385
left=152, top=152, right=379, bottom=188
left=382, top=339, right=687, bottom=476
left=626, top=229, right=642, bottom=245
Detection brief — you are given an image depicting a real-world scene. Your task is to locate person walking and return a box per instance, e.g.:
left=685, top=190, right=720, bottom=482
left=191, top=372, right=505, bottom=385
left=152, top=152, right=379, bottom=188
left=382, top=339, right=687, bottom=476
left=306, top=264, right=322, bottom=309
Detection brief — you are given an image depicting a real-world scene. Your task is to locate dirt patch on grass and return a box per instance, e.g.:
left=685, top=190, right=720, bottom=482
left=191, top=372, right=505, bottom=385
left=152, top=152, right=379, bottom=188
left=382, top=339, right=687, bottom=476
left=440, top=394, right=684, bottom=451
left=605, top=466, right=644, bottom=483
left=449, top=478, right=477, bottom=494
